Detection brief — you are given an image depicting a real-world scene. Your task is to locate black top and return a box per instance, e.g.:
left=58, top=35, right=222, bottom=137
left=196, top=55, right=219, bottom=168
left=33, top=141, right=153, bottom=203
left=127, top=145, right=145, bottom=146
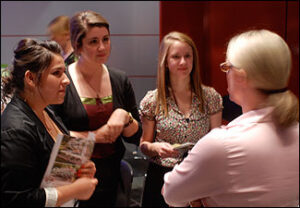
left=64, top=51, right=76, bottom=66
left=1, top=95, right=69, bottom=207
left=51, top=66, right=142, bottom=159
left=222, top=95, right=242, bottom=122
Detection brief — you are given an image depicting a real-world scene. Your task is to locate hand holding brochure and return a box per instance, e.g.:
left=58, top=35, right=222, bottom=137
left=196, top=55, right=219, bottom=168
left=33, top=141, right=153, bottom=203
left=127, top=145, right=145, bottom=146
left=41, top=133, right=95, bottom=188
left=172, top=142, right=195, bottom=154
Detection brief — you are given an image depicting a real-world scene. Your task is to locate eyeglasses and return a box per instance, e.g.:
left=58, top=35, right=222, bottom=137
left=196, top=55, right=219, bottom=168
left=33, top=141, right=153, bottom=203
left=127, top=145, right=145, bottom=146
left=220, top=62, right=235, bottom=73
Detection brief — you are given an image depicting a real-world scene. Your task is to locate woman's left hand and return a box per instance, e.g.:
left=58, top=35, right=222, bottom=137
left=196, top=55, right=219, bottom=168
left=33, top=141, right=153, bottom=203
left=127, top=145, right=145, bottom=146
left=77, top=161, right=96, bottom=178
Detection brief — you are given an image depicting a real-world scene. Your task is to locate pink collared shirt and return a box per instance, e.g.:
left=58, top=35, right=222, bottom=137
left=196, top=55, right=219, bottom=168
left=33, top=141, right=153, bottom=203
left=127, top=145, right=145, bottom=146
left=162, top=107, right=299, bottom=207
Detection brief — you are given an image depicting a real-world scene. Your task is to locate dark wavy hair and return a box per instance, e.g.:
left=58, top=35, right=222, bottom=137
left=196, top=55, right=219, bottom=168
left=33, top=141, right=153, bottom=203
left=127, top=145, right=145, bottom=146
left=1, top=38, right=62, bottom=104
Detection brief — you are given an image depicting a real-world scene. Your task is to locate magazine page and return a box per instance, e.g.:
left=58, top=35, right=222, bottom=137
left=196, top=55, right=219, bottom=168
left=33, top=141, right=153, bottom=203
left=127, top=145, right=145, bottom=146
left=41, top=132, right=95, bottom=188
left=172, top=142, right=195, bottom=154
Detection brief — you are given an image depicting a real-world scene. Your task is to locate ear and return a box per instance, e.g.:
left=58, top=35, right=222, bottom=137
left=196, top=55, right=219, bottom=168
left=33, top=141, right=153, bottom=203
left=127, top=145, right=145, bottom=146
left=235, top=68, right=247, bottom=82
left=24, top=70, right=37, bottom=88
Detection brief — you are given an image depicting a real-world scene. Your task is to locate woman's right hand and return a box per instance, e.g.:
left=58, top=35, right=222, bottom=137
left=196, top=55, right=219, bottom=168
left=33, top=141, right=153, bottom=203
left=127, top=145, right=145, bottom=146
left=94, top=124, right=117, bottom=143
left=72, top=177, right=98, bottom=200
left=94, top=108, right=128, bottom=143
left=152, top=142, right=179, bottom=158
left=56, top=177, right=98, bottom=206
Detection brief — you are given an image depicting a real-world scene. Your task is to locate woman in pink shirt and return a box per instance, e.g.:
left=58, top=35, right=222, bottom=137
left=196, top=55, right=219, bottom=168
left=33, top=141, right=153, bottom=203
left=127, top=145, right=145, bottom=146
left=162, top=29, right=299, bottom=207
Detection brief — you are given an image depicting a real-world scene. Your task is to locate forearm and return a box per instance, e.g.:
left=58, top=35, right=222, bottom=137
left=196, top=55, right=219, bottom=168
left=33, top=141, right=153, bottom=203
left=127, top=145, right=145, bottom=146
left=162, top=134, right=228, bottom=206
left=162, top=171, right=191, bottom=207
left=210, top=111, right=222, bottom=129
left=70, top=130, right=89, bottom=138
left=140, top=141, right=158, bottom=158
left=70, top=127, right=107, bottom=143
left=122, top=119, right=139, bottom=137
left=55, top=184, right=78, bottom=206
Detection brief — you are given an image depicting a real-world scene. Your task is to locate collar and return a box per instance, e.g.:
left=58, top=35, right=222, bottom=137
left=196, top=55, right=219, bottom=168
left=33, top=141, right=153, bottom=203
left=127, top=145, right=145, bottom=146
left=226, top=107, right=274, bottom=129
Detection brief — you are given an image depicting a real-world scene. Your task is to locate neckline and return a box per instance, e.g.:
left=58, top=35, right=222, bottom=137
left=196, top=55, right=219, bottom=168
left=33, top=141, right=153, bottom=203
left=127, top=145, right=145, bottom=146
left=70, top=63, right=110, bottom=99
left=42, top=110, right=62, bottom=141
left=170, top=89, right=193, bottom=119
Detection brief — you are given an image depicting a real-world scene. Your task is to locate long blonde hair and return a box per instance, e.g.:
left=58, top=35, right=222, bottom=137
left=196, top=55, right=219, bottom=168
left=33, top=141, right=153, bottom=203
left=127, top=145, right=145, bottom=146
left=227, top=29, right=299, bottom=127
left=156, top=31, right=204, bottom=117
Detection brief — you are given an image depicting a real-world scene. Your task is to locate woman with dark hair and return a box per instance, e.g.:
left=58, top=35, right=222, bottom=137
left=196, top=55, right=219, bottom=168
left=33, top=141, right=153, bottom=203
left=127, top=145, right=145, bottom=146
left=51, top=10, right=143, bottom=207
left=1, top=38, right=98, bottom=207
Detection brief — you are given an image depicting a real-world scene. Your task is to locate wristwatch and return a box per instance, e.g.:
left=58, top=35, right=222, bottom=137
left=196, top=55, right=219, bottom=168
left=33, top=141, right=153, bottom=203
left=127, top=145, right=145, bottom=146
left=124, top=112, right=134, bottom=128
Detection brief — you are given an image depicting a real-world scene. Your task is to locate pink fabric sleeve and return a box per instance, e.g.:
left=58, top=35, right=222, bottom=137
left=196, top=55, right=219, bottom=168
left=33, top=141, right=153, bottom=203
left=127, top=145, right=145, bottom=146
left=162, top=128, right=229, bottom=207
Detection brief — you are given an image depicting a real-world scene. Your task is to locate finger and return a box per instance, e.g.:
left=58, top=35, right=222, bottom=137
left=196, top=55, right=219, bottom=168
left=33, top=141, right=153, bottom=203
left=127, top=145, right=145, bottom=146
left=92, top=178, right=98, bottom=185
left=83, top=161, right=94, bottom=169
left=80, top=166, right=95, bottom=174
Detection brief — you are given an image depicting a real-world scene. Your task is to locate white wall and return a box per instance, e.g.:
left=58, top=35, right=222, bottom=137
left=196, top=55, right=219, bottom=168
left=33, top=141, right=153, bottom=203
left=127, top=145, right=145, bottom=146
left=1, top=1, right=159, bottom=103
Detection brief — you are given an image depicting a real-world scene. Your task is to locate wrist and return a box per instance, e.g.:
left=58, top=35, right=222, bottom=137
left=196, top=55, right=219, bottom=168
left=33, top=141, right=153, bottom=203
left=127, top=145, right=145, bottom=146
left=124, top=112, right=134, bottom=128
left=44, top=187, right=58, bottom=207
left=149, top=142, right=159, bottom=155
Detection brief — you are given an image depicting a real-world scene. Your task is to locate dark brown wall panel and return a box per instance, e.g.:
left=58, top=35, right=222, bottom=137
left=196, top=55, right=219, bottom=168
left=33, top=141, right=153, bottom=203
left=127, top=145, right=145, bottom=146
left=160, top=1, right=299, bottom=97
left=160, top=1, right=209, bottom=84
left=286, top=1, right=299, bottom=97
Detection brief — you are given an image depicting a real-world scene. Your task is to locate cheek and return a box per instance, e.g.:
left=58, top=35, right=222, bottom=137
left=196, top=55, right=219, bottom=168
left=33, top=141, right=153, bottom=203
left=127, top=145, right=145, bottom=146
left=106, top=43, right=111, bottom=51
left=227, top=74, right=234, bottom=87
left=41, top=84, right=56, bottom=95
left=41, top=79, right=59, bottom=92
left=167, top=59, right=176, bottom=70
left=188, top=59, right=193, bottom=69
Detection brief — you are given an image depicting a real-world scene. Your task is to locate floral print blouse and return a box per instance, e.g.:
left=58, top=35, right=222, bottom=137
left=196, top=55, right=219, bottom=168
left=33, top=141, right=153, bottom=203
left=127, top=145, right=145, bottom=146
left=139, top=85, right=223, bottom=167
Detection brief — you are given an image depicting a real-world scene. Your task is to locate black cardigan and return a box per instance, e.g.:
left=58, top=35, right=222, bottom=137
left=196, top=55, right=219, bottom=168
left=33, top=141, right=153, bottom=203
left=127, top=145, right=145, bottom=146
left=1, top=95, right=69, bottom=207
left=51, top=66, right=142, bottom=160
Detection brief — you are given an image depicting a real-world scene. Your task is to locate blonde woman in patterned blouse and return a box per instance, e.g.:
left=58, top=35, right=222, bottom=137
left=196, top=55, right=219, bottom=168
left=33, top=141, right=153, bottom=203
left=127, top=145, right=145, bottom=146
left=139, top=31, right=223, bottom=207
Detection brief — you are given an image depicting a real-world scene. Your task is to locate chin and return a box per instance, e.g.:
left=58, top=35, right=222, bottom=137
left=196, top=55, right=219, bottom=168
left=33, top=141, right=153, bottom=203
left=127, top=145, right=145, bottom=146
left=96, top=57, right=108, bottom=63
left=228, top=94, right=241, bottom=106
left=52, top=98, right=65, bottom=105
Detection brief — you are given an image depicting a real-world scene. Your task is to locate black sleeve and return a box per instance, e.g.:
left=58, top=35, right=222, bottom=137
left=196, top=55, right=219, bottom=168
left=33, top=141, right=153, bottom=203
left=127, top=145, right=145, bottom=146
left=121, top=76, right=143, bottom=146
left=1, top=128, right=47, bottom=207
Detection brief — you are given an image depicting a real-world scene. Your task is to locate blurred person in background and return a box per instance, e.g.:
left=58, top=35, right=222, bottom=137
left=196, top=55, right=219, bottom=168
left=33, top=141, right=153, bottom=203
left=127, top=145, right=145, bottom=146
left=47, top=15, right=76, bottom=66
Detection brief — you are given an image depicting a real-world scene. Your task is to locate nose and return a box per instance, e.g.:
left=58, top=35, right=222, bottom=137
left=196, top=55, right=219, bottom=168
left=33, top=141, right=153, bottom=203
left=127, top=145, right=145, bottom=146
left=62, top=73, right=70, bottom=86
left=179, top=57, right=186, bottom=65
left=97, top=41, right=105, bottom=51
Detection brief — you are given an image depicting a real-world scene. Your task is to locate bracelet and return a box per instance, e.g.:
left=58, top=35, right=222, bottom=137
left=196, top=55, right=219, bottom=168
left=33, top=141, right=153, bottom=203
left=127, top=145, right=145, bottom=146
left=124, top=112, right=134, bottom=128
left=44, top=187, right=58, bottom=207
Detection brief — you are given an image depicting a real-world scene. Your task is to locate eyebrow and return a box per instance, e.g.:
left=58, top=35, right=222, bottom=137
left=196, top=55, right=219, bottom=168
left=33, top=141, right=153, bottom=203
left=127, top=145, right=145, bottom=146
left=87, top=34, right=109, bottom=40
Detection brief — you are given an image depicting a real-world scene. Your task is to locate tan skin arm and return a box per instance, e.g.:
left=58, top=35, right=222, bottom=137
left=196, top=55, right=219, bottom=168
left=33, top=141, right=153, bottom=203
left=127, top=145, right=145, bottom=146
left=210, top=111, right=222, bottom=129
left=140, top=111, right=222, bottom=158
left=122, top=119, right=139, bottom=137
left=139, top=116, right=179, bottom=158
left=71, top=108, right=139, bottom=143
left=56, top=177, right=98, bottom=206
